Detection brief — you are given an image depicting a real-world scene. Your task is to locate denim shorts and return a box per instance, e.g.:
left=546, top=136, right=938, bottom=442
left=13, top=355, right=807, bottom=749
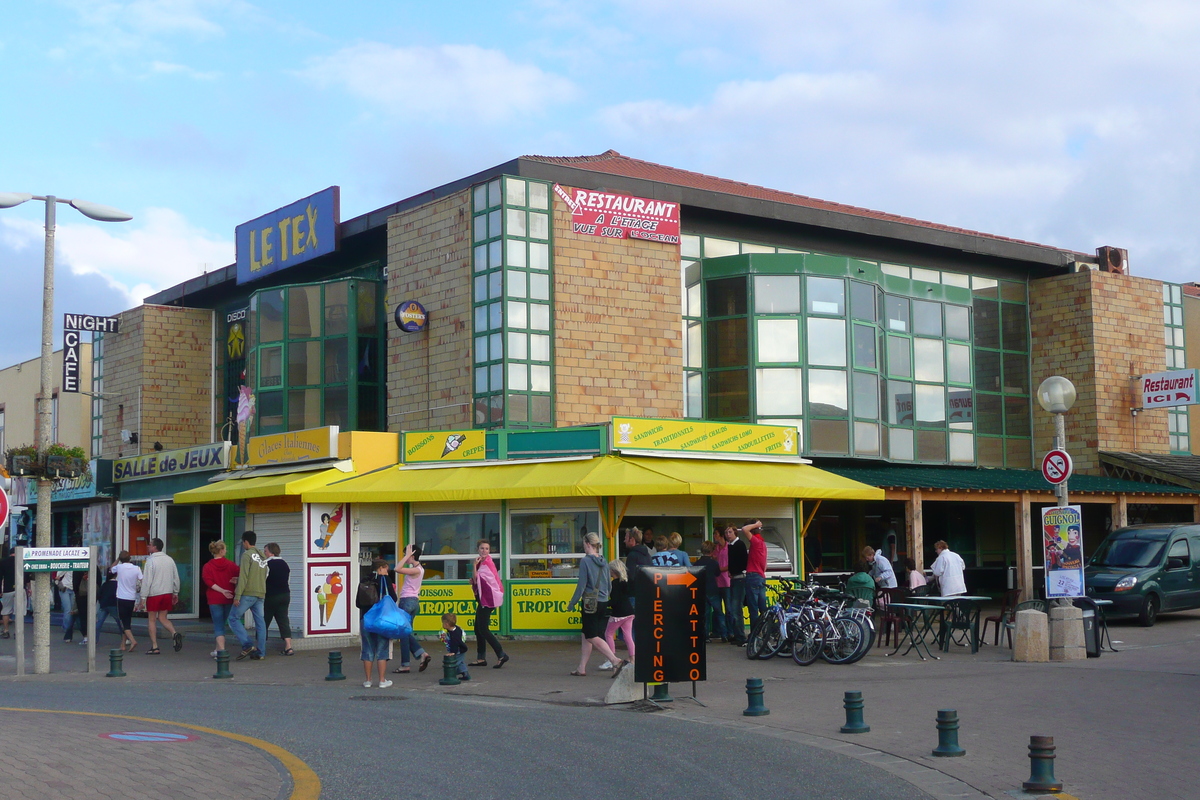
left=360, top=631, right=391, bottom=662
left=209, top=603, right=232, bottom=637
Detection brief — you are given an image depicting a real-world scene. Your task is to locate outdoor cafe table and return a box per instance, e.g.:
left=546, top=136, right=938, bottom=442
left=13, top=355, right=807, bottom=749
left=885, top=603, right=945, bottom=661
left=915, top=595, right=991, bottom=653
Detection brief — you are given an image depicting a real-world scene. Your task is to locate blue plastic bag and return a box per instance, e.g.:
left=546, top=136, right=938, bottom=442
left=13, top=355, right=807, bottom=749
left=363, top=595, right=413, bottom=639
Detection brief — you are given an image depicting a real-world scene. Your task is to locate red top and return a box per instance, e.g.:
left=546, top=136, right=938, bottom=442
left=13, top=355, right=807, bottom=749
left=201, top=557, right=240, bottom=606
left=747, top=533, right=767, bottom=577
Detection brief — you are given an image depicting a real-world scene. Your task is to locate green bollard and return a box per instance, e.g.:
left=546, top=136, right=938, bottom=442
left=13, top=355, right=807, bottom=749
left=325, top=651, right=346, bottom=681
left=840, top=690, right=870, bottom=733
left=213, top=649, right=233, bottom=680
left=743, top=678, right=769, bottom=716
left=1022, top=735, right=1063, bottom=793
left=932, top=709, right=966, bottom=756
left=439, top=653, right=461, bottom=686
left=105, top=648, right=126, bottom=678
left=650, top=682, right=674, bottom=703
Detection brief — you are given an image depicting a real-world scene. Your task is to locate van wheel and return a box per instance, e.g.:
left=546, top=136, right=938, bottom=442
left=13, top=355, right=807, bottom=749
left=1138, top=594, right=1159, bottom=627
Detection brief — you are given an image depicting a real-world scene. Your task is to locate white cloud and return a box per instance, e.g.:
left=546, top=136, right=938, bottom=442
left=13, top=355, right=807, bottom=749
left=300, top=43, right=577, bottom=122
left=0, top=208, right=232, bottom=307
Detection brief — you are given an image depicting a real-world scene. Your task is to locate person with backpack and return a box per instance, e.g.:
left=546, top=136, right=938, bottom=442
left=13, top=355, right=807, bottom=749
left=650, top=535, right=682, bottom=567
left=468, top=540, right=508, bottom=669
left=360, top=558, right=397, bottom=688
left=93, top=567, right=120, bottom=642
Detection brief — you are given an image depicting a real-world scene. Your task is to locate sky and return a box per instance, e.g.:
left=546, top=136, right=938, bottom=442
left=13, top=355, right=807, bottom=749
left=2, top=0, right=1199, bottom=366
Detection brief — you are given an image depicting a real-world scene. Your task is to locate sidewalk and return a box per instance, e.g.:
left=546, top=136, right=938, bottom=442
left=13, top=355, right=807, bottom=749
left=5, top=609, right=1198, bottom=800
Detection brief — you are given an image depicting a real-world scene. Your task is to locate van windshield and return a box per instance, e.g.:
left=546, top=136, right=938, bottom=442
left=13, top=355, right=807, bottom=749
left=1090, top=536, right=1167, bottom=568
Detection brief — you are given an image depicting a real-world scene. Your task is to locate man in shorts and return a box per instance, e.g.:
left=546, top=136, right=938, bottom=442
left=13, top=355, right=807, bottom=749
left=141, top=537, right=182, bottom=654
left=0, top=546, right=15, bottom=638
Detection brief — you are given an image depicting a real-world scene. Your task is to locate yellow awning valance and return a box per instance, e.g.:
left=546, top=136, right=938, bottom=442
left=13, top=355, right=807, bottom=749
left=302, top=454, right=882, bottom=504
left=173, top=468, right=355, bottom=505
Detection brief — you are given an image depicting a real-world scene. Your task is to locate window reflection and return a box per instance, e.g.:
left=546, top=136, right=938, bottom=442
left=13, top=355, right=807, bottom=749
left=807, top=318, right=846, bottom=366
left=754, top=275, right=801, bottom=314
left=808, top=370, right=848, bottom=416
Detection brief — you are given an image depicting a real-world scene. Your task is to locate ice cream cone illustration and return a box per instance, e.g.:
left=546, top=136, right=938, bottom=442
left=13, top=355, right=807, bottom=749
left=442, top=433, right=467, bottom=457
left=321, top=571, right=344, bottom=623
left=313, top=505, right=346, bottom=550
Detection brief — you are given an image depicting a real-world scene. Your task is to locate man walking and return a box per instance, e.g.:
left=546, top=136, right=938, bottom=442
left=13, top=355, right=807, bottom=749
left=741, top=520, right=768, bottom=635
left=142, top=537, right=182, bottom=654
left=931, top=540, right=967, bottom=596
left=229, top=531, right=269, bottom=660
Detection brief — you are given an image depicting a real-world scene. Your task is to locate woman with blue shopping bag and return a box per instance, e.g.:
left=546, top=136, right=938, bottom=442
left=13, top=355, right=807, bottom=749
left=359, top=558, right=412, bottom=688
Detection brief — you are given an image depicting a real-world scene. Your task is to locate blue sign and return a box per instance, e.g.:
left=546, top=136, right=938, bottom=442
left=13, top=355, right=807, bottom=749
left=236, top=187, right=340, bottom=284
left=394, top=300, right=428, bottom=332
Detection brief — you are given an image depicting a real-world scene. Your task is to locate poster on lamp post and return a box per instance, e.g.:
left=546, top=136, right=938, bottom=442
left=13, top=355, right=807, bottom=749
left=1042, top=505, right=1084, bottom=598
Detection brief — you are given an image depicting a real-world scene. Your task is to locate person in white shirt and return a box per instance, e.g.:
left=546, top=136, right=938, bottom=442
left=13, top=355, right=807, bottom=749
left=861, top=546, right=897, bottom=589
left=109, top=551, right=143, bottom=652
left=931, top=540, right=967, bottom=596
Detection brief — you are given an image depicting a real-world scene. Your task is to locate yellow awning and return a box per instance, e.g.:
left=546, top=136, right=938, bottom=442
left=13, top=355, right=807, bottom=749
left=302, top=454, right=882, bottom=504
left=173, top=468, right=355, bottom=504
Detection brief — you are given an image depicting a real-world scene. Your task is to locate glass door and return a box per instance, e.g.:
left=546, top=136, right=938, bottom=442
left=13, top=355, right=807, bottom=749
left=156, top=501, right=199, bottom=618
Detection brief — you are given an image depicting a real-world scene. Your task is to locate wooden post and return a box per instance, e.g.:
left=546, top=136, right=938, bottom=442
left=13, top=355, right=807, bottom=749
left=1114, top=495, right=1129, bottom=530
left=906, top=489, right=924, bottom=569
left=1015, top=492, right=1033, bottom=602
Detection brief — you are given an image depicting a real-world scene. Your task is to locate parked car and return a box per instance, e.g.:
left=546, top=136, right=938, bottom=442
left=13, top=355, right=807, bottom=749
left=1085, top=523, right=1200, bottom=626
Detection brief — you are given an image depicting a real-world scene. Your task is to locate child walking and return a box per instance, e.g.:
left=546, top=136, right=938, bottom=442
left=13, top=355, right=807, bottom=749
left=440, top=613, right=470, bottom=681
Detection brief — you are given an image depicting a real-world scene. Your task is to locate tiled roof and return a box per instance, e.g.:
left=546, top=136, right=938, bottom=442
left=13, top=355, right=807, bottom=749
left=822, top=464, right=1200, bottom=495
left=524, top=150, right=1085, bottom=256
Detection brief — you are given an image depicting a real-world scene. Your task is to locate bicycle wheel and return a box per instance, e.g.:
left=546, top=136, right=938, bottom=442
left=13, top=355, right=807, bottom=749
left=745, top=615, right=769, bottom=660
left=839, top=616, right=873, bottom=665
left=790, top=619, right=825, bottom=666
left=822, top=617, right=867, bottom=664
left=749, top=614, right=784, bottom=659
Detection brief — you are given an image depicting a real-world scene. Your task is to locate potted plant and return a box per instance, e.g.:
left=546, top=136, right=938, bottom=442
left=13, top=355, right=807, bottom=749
left=45, top=443, right=88, bottom=479
left=4, top=444, right=40, bottom=476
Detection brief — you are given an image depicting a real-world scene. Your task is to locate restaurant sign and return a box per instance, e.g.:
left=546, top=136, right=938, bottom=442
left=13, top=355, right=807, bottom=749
left=553, top=185, right=680, bottom=245
left=1139, top=369, right=1199, bottom=409
left=403, top=430, right=486, bottom=463
left=113, top=442, right=231, bottom=483
left=612, top=417, right=799, bottom=458
left=248, top=426, right=340, bottom=467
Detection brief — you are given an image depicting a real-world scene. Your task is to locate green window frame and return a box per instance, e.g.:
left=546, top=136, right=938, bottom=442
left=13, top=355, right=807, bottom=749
left=1164, top=283, right=1189, bottom=453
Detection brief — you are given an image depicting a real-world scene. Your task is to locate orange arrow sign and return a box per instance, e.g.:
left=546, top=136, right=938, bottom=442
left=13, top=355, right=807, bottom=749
left=666, top=571, right=696, bottom=587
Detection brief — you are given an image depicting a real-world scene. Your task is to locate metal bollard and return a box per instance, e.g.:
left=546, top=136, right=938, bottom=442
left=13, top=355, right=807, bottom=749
left=105, top=648, right=126, bottom=678
left=438, top=653, right=461, bottom=685
left=213, top=649, right=233, bottom=680
left=743, top=678, right=769, bottom=716
left=932, top=709, right=966, bottom=757
left=840, top=690, right=870, bottom=733
left=325, top=651, right=346, bottom=681
left=650, top=682, right=674, bottom=703
left=1022, top=735, right=1063, bottom=793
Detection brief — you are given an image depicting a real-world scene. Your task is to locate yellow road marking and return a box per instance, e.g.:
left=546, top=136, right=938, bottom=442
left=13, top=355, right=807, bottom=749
left=0, top=707, right=321, bottom=800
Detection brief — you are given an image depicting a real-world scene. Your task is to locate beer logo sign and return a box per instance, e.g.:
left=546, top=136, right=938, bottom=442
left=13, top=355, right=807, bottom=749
left=394, top=300, right=428, bottom=332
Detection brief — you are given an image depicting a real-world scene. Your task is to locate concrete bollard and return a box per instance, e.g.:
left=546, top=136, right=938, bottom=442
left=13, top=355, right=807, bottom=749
left=1022, top=735, right=1063, bottom=793
left=840, top=690, right=870, bottom=733
left=650, top=682, right=674, bottom=703
left=213, top=649, right=232, bottom=680
left=438, top=653, right=461, bottom=686
left=1013, top=609, right=1049, bottom=662
left=105, top=648, right=126, bottom=678
left=743, top=678, right=769, bottom=716
left=325, top=651, right=346, bottom=681
left=1049, top=606, right=1086, bottom=661
left=932, top=709, right=966, bottom=757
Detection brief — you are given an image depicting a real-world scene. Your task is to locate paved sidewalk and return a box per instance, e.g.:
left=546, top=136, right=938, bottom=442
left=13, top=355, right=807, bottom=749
left=4, top=609, right=1198, bottom=800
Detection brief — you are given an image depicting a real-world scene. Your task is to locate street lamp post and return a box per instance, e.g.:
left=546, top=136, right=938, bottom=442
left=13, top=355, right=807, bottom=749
left=0, top=192, right=131, bottom=674
left=1037, top=376, right=1077, bottom=508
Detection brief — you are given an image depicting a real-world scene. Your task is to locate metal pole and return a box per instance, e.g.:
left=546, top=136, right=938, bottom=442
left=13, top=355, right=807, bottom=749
left=1054, top=412, right=1069, bottom=508
left=33, top=196, right=56, bottom=675
left=87, top=546, right=97, bottom=673
left=14, top=547, right=25, bottom=676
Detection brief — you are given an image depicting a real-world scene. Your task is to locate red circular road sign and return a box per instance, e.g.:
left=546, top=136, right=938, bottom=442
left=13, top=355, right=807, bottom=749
left=1042, top=450, right=1073, bottom=485
left=0, top=486, right=9, bottom=530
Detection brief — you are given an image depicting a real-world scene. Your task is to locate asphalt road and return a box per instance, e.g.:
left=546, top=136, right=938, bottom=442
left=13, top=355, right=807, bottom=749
left=0, top=679, right=933, bottom=800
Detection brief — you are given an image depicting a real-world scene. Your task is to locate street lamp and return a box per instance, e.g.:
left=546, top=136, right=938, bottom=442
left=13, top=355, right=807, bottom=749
left=1037, top=375, right=1077, bottom=507
left=0, top=192, right=132, bottom=675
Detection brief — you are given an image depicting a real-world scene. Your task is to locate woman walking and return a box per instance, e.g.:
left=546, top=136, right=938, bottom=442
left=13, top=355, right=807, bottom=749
left=469, top=540, right=509, bottom=669
left=600, top=559, right=634, bottom=671
left=361, top=558, right=396, bottom=688
left=263, top=543, right=295, bottom=656
left=567, top=532, right=625, bottom=677
left=392, top=544, right=432, bottom=674
left=201, top=540, right=239, bottom=658
left=110, top=552, right=142, bottom=652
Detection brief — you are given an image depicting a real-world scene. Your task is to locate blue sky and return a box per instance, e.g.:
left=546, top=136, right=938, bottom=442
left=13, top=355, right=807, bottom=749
left=2, top=1, right=1199, bottom=365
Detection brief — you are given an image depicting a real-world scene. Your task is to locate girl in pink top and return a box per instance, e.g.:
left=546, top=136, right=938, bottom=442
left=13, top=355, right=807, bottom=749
left=469, top=540, right=509, bottom=668
left=391, top=544, right=431, bottom=674
left=714, top=532, right=733, bottom=641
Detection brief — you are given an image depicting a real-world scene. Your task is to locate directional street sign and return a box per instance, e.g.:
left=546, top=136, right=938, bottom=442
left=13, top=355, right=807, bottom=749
left=1041, top=449, right=1073, bottom=485
left=21, top=546, right=90, bottom=572
left=633, top=565, right=706, bottom=684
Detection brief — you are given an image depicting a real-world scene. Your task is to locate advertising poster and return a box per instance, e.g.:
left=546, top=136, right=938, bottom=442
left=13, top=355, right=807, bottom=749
left=307, top=502, right=350, bottom=558
left=1043, top=505, right=1085, bottom=598
left=307, top=561, right=351, bottom=635
left=553, top=185, right=681, bottom=245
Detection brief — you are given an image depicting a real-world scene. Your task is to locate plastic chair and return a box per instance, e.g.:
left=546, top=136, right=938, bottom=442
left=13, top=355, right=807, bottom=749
left=1000, top=599, right=1047, bottom=648
left=981, top=588, right=1022, bottom=646
left=875, top=587, right=909, bottom=648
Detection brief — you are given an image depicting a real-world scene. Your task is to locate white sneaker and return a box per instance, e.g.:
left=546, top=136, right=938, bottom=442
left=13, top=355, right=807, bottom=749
left=210, top=650, right=219, bottom=659
left=363, top=681, right=373, bottom=688
left=80, top=638, right=88, bottom=644
left=598, top=660, right=614, bottom=671
left=378, top=679, right=393, bottom=689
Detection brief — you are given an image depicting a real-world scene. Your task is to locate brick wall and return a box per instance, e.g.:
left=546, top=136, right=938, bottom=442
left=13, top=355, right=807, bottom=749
left=1030, top=270, right=1168, bottom=473
left=385, top=190, right=474, bottom=431
left=552, top=185, right=683, bottom=425
left=100, top=304, right=213, bottom=457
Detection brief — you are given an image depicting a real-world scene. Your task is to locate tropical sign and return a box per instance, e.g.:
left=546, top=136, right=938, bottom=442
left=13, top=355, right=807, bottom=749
left=403, top=430, right=486, bottom=463
left=611, top=417, right=799, bottom=458
left=509, top=582, right=579, bottom=632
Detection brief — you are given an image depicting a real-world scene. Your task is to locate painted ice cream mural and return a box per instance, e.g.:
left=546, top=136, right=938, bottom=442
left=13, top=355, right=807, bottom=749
left=314, top=504, right=346, bottom=551
left=314, top=570, right=344, bottom=625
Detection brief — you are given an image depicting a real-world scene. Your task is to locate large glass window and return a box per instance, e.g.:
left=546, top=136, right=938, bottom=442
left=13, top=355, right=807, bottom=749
left=509, top=511, right=599, bottom=579
left=414, top=513, right=500, bottom=581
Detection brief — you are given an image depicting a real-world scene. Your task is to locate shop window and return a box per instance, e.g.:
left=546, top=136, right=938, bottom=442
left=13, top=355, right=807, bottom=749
left=808, top=370, right=848, bottom=416
left=915, top=384, right=946, bottom=424
left=708, top=318, right=748, bottom=368
left=945, top=304, right=970, bottom=341
left=911, top=300, right=942, bottom=337
left=886, top=335, right=911, bottom=378
left=807, top=318, right=846, bottom=367
left=853, top=324, right=876, bottom=369
left=854, top=421, right=880, bottom=455
left=885, top=296, right=909, bottom=332
left=707, top=370, right=749, bottom=419
left=754, top=275, right=801, bottom=314
left=850, top=281, right=878, bottom=321
left=509, top=511, right=599, bottom=579
left=853, top=372, right=880, bottom=419
left=913, top=339, right=944, bottom=383
left=414, top=513, right=500, bottom=581
left=806, top=276, right=845, bottom=316
left=889, top=427, right=914, bottom=460
left=947, top=344, right=971, bottom=384
left=1001, top=304, right=1028, bottom=352
left=809, top=419, right=848, bottom=454
left=707, top=277, right=747, bottom=317
left=756, top=369, right=803, bottom=416
left=887, top=381, right=914, bottom=426
left=917, top=429, right=946, bottom=462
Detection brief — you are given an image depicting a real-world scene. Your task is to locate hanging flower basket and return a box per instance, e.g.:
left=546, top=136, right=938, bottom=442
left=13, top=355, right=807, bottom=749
left=4, top=444, right=89, bottom=479
left=45, top=455, right=87, bottom=479
left=5, top=445, right=40, bottom=476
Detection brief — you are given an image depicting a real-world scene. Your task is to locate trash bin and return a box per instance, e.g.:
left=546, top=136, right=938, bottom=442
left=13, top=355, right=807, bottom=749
left=1073, top=598, right=1101, bottom=658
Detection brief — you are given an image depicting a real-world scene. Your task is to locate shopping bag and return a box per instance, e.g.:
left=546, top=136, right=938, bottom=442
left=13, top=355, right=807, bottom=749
left=363, top=595, right=413, bottom=639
